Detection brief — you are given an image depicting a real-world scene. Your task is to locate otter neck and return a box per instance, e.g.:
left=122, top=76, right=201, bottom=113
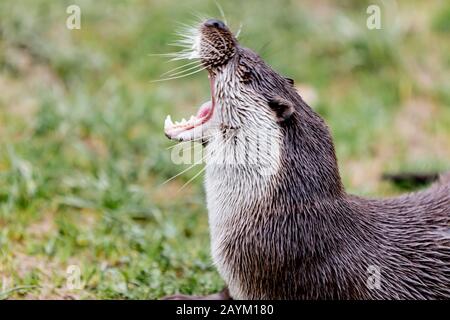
left=279, top=97, right=344, bottom=201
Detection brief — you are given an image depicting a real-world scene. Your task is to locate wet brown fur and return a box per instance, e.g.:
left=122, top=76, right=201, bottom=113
left=165, top=19, right=450, bottom=300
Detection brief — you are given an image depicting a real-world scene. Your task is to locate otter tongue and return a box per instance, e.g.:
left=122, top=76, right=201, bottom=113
left=197, top=101, right=212, bottom=118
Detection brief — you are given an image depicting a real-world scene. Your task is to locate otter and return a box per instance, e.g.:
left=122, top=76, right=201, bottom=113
left=163, top=19, right=450, bottom=299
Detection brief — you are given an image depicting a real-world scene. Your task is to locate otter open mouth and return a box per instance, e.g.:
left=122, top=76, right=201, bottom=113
left=164, top=74, right=215, bottom=141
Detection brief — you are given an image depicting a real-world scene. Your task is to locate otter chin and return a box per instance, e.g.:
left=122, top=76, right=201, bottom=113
left=162, top=19, right=450, bottom=300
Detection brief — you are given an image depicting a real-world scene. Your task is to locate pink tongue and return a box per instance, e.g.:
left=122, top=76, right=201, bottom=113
left=197, top=101, right=212, bottom=118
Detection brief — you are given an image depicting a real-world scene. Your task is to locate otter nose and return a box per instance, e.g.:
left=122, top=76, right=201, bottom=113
left=204, top=19, right=227, bottom=30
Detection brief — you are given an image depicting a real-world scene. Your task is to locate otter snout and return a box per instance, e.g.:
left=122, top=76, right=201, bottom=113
left=203, top=19, right=228, bottom=31
left=199, top=18, right=236, bottom=69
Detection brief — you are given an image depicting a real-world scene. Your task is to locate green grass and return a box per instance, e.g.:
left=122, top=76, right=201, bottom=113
left=0, top=0, right=449, bottom=299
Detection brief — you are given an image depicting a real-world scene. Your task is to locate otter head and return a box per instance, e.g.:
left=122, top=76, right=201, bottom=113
left=164, top=19, right=295, bottom=142
left=164, top=19, right=343, bottom=197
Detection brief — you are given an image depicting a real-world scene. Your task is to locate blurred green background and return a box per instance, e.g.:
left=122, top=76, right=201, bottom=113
left=0, top=0, right=449, bottom=299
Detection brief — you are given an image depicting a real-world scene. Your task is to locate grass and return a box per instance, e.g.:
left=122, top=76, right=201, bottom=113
left=0, top=0, right=449, bottom=299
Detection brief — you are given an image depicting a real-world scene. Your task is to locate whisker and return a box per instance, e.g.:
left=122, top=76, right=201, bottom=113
left=178, top=142, right=204, bottom=154
left=169, top=39, right=193, bottom=47
left=174, top=28, right=198, bottom=37
left=178, top=164, right=207, bottom=191
left=185, top=12, right=206, bottom=24
left=172, top=35, right=197, bottom=44
left=166, top=142, right=200, bottom=153
left=148, top=50, right=197, bottom=61
left=190, top=11, right=208, bottom=25
left=160, top=60, right=201, bottom=77
left=168, top=42, right=194, bottom=49
left=166, top=132, right=220, bottom=150
left=180, top=144, right=205, bottom=162
left=160, top=154, right=206, bottom=186
left=161, top=135, right=224, bottom=188
left=177, top=135, right=233, bottom=191
left=163, top=63, right=204, bottom=78
left=148, top=52, right=183, bottom=57
left=151, top=65, right=207, bottom=82
left=167, top=129, right=223, bottom=147
left=166, top=65, right=206, bottom=78
left=214, top=0, right=228, bottom=26
left=166, top=130, right=236, bottom=192
left=235, top=22, right=243, bottom=39
left=152, top=73, right=202, bottom=83
left=166, top=133, right=214, bottom=147
left=169, top=50, right=201, bottom=61
left=160, top=163, right=201, bottom=186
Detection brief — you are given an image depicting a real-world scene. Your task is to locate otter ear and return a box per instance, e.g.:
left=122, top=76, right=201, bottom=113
left=268, top=96, right=295, bottom=122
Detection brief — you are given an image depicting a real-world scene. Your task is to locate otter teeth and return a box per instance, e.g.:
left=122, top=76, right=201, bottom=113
left=164, top=115, right=174, bottom=128
left=165, top=114, right=198, bottom=130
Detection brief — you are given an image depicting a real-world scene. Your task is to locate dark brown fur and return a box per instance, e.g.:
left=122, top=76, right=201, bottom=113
left=164, top=19, right=450, bottom=300
left=213, top=69, right=450, bottom=298
left=218, top=86, right=450, bottom=298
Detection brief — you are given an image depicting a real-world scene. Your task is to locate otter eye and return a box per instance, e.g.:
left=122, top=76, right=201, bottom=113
left=238, top=64, right=252, bottom=83
left=285, top=78, right=295, bottom=86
